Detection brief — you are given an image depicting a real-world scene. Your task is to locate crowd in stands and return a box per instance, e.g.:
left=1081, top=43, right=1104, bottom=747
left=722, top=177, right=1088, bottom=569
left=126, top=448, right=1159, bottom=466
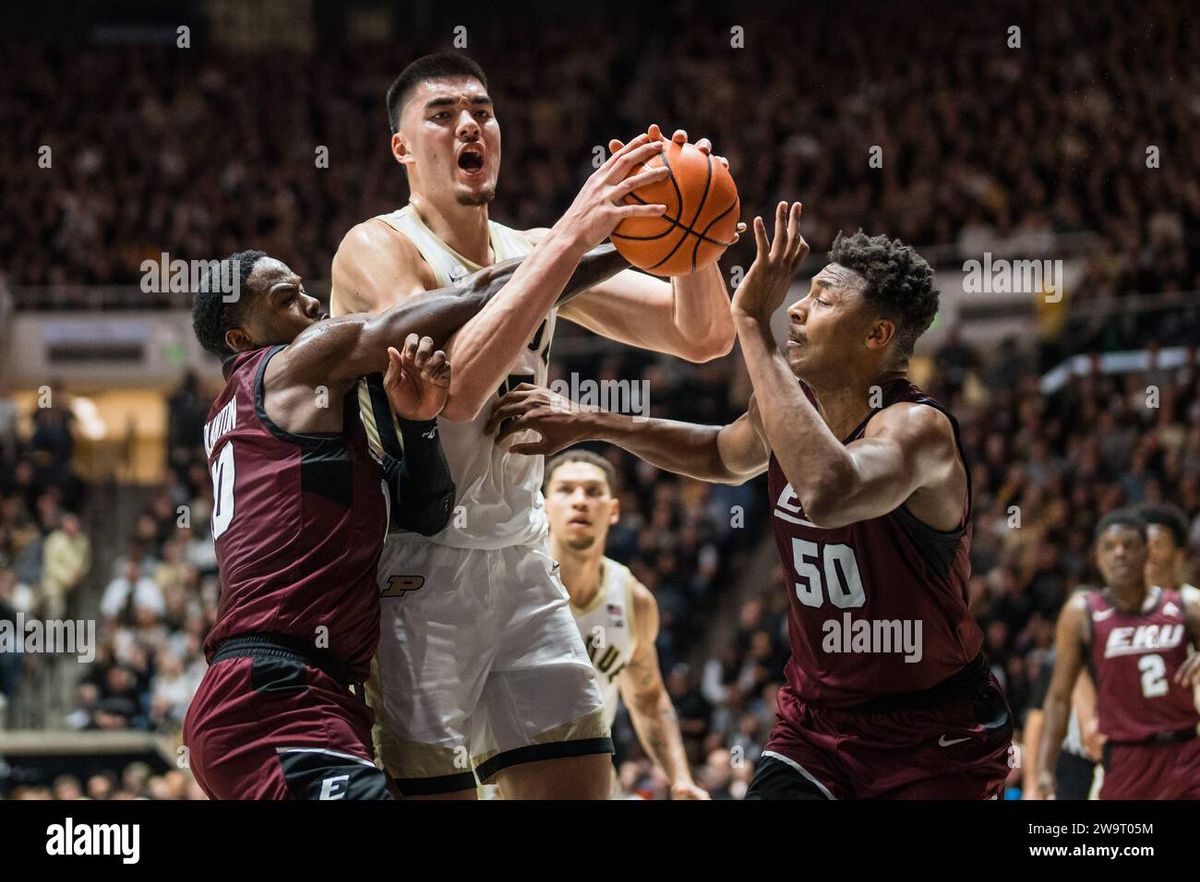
left=5, top=0, right=1197, bottom=358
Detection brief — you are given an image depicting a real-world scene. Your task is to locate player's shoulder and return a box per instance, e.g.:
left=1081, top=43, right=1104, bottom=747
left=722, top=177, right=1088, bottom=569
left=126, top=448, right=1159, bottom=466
left=864, top=399, right=957, bottom=451
left=1061, top=586, right=1098, bottom=630
left=609, top=559, right=657, bottom=628
left=335, top=216, right=423, bottom=264
left=604, top=556, right=652, bottom=603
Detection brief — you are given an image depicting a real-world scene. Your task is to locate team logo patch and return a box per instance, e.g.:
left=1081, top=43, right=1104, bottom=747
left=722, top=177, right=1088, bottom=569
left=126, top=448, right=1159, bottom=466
left=381, top=575, right=425, bottom=598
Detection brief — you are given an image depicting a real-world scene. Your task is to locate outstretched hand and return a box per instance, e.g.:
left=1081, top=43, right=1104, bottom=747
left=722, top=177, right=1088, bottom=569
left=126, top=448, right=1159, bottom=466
left=732, top=201, right=809, bottom=322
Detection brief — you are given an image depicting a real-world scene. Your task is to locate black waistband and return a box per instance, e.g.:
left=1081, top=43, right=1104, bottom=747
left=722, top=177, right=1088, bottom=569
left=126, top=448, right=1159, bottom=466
left=840, top=653, right=991, bottom=714
left=209, top=632, right=357, bottom=688
left=1106, top=726, right=1198, bottom=748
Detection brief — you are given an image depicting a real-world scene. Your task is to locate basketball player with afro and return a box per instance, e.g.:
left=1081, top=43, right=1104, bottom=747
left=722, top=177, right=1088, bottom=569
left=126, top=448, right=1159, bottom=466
left=494, top=203, right=1015, bottom=799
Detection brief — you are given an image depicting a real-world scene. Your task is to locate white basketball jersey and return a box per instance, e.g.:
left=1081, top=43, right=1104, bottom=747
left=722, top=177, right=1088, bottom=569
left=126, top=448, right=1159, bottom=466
left=363, top=204, right=556, bottom=549
left=571, top=558, right=640, bottom=729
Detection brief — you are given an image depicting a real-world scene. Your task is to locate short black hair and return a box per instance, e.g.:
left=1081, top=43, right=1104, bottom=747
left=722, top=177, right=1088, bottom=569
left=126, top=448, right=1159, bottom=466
left=387, top=52, right=488, bottom=134
left=1094, top=508, right=1148, bottom=543
left=828, top=231, right=939, bottom=359
left=1138, top=503, right=1189, bottom=548
left=191, top=250, right=267, bottom=358
left=545, top=449, right=619, bottom=494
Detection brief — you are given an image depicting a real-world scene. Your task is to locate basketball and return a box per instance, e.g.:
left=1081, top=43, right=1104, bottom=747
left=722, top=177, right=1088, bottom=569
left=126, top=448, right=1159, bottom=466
left=611, top=137, right=740, bottom=277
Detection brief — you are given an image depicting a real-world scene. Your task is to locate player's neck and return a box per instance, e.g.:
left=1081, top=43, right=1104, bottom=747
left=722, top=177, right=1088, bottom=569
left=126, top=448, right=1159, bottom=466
left=409, top=193, right=492, bottom=266
left=1107, top=581, right=1153, bottom=612
left=1146, top=567, right=1178, bottom=591
left=808, top=368, right=907, bottom=441
left=555, top=543, right=605, bottom=608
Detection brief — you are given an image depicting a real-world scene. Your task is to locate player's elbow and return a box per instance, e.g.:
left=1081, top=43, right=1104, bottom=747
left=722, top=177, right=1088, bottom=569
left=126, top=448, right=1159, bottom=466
left=802, top=485, right=855, bottom=529
left=440, top=380, right=492, bottom=423
left=681, top=326, right=736, bottom=363
left=440, top=395, right=484, bottom=423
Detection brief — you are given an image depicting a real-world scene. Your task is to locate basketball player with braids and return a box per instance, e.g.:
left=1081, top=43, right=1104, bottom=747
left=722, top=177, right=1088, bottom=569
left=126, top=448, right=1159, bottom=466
left=1036, top=508, right=1200, bottom=799
left=331, top=52, right=741, bottom=799
left=494, top=204, right=1015, bottom=799
left=541, top=450, right=708, bottom=799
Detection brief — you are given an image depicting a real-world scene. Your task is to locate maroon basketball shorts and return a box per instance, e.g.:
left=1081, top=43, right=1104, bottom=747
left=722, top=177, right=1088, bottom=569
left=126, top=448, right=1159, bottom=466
left=183, top=654, right=392, bottom=800
left=1100, top=733, right=1200, bottom=799
left=748, top=673, right=1014, bottom=799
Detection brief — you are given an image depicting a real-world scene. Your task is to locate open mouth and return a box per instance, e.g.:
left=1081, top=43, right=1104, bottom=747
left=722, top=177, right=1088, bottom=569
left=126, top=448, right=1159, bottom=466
left=458, top=146, right=484, bottom=173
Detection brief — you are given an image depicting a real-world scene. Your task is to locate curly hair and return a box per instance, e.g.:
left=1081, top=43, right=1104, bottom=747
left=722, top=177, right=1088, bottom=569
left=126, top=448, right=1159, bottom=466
left=191, top=250, right=266, bottom=358
left=828, top=231, right=939, bottom=359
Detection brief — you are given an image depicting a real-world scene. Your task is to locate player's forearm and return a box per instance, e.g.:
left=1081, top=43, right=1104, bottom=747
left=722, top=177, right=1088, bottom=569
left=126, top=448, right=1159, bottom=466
left=350, top=242, right=620, bottom=382
left=441, top=230, right=590, bottom=421
left=670, top=263, right=736, bottom=361
left=629, top=696, right=695, bottom=787
left=733, top=312, right=854, bottom=520
left=1021, top=710, right=1044, bottom=798
left=1036, top=694, right=1071, bottom=785
left=383, top=418, right=455, bottom=536
left=580, top=410, right=742, bottom=483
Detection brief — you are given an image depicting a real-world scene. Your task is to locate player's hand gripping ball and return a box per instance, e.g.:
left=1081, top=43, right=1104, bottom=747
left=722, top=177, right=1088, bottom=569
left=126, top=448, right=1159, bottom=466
left=610, top=125, right=740, bottom=277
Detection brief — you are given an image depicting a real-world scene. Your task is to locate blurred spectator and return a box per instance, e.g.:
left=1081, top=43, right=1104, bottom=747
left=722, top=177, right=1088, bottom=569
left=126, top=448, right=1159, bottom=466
left=39, top=511, right=90, bottom=618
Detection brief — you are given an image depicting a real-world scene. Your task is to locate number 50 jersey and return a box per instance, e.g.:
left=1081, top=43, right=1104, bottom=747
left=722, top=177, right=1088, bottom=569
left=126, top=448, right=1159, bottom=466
left=767, top=378, right=981, bottom=709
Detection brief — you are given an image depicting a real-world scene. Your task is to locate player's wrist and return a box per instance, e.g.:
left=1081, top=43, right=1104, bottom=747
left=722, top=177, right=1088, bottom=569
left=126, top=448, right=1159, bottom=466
left=542, top=221, right=592, bottom=260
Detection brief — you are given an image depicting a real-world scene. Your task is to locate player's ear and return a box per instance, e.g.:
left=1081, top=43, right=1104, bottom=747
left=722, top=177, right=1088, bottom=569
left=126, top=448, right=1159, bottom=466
left=609, top=495, right=620, bottom=525
left=392, top=131, right=414, bottom=168
left=866, top=317, right=896, bottom=351
left=225, top=326, right=254, bottom=353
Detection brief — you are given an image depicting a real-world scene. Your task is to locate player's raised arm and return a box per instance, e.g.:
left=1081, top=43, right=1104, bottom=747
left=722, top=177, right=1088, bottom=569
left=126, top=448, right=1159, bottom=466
left=280, top=242, right=631, bottom=396
left=484, top=383, right=769, bottom=484
left=549, top=125, right=738, bottom=364
left=730, top=202, right=961, bottom=529
left=432, top=135, right=669, bottom=421
left=1035, top=594, right=1090, bottom=799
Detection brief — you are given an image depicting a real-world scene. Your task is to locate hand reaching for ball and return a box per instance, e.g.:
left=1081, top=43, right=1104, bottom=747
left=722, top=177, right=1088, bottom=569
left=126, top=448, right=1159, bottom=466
left=608, top=124, right=747, bottom=247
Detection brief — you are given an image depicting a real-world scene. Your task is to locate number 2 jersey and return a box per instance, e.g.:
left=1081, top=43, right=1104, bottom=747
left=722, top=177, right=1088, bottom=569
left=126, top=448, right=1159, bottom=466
left=201, top=345, right=388, bottom=681
left=1085, top=586, right=1199, bottom=743
left=767, top=377, right=982, bottom=709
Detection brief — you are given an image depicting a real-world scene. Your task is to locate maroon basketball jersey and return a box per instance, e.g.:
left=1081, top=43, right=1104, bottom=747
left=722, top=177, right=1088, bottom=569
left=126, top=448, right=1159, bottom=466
left=1086, top=587, right=1199, bottom=743
left=201, top=345, right=388, bottom=680
left=767, top=377, right=981, bottom=709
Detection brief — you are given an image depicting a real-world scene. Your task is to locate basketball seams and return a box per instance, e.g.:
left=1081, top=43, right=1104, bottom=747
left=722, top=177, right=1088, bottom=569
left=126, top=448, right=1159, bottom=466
left=646, top=154, right=715, bottom=272
left=689, top=196, right=740, bottom=268
left=613, top=141, right=738, bottom=274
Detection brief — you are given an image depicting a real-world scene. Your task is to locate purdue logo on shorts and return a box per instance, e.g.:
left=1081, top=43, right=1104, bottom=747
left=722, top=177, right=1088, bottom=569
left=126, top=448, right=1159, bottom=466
left=381, top=575, right=425, bottom=598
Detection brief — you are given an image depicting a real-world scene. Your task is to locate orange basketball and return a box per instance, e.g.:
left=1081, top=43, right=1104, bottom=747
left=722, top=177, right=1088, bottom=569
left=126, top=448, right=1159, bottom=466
left=612, top=137, right=740, bottom=277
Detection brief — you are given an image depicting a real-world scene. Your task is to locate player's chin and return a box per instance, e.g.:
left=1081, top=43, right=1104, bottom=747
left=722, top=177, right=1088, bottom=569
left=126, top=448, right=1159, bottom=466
left=454, top=175, right=496, bottom=206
